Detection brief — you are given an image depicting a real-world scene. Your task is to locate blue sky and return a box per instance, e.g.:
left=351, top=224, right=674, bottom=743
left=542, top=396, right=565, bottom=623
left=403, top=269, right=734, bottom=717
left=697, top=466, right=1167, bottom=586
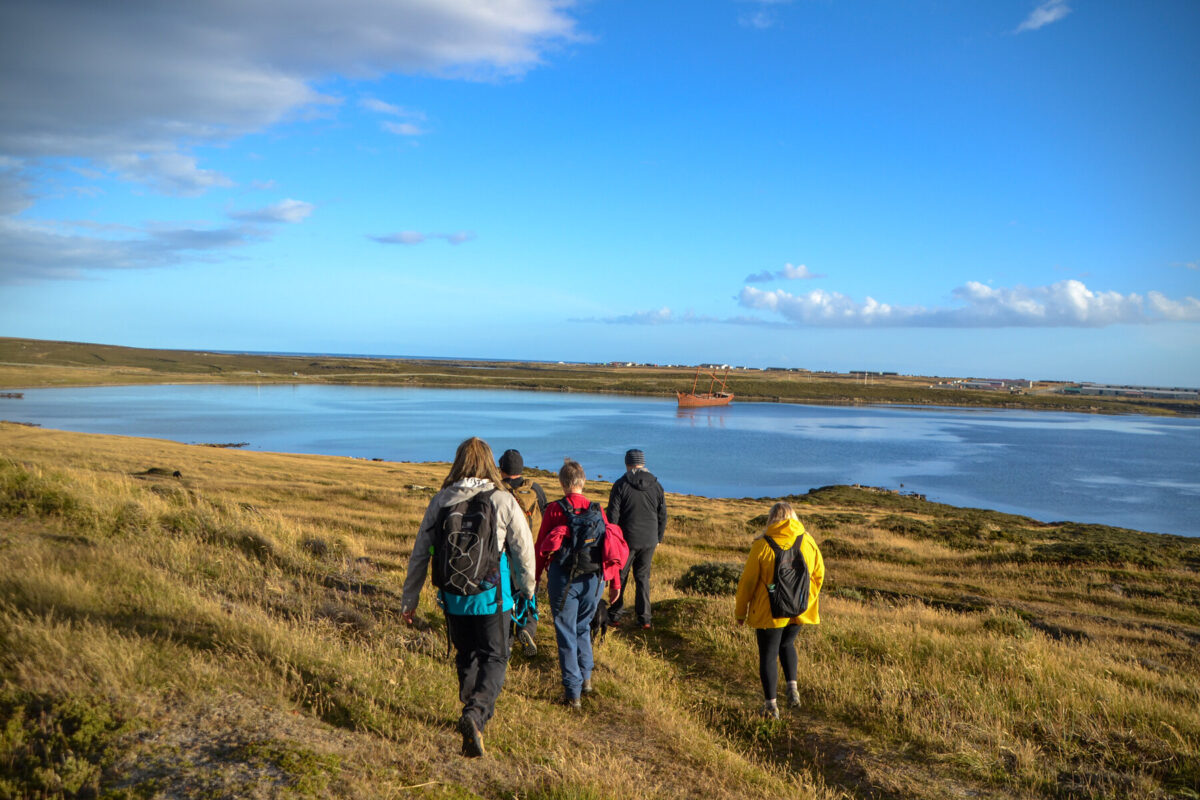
left=2, top=1, right=1198, bottom=385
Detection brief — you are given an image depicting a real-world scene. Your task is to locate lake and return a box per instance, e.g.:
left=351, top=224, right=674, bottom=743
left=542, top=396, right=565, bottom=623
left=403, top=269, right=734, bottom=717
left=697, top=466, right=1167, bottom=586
left=6, top=384, right=1199, bottom=537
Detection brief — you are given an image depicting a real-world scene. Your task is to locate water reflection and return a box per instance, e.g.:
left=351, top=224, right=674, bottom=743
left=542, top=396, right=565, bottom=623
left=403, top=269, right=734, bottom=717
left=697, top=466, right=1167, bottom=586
left=674, top=406, right=729, bottom=428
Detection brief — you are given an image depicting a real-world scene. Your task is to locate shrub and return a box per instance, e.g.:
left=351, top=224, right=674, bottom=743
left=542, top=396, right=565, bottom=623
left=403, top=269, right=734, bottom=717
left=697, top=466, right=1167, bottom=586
left=675, top=562, right=742, bottom=596
left=878, top=514, right=931, bottom=537
left=745, top=514, right=768, bottom=530
left=0, top=460, right=81, bottom=519
left=982, top=613, right=1033, bottom=639
left=0, top=690, right=128, bottom=799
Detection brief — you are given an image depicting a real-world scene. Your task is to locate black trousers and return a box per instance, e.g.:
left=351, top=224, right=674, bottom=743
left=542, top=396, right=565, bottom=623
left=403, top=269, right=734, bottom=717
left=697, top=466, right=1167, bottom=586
left=446, top=610, right=511, bottom=730
left=610, top=543, right=656, bottom=625
left=755, top=624, right=799, bottom=701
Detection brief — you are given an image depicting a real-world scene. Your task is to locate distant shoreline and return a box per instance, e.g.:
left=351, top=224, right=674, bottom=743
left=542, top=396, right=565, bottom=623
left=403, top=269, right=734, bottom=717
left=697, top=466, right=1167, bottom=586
left=2, top=336, right=1197, bottom=417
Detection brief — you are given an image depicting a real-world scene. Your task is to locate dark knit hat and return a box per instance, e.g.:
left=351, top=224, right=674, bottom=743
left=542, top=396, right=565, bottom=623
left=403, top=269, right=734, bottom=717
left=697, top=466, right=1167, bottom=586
left=624, top=448, right=646, bottom=468
left=499, top=449, right=524, bottom=475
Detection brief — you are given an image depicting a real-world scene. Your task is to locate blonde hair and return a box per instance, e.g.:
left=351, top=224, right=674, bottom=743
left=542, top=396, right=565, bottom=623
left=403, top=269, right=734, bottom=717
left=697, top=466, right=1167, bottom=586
left=559, top=458, right=586, bottom=492
left=442, top=437, right=506, bottom=489
left=766, top=501, right=797, bottom=526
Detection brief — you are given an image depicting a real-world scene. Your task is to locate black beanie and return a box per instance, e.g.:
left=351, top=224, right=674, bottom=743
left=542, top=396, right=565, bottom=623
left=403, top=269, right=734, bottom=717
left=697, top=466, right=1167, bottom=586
left=499, top=449, right=524, bottom=475
left=624, top=449, right=646, bottom=468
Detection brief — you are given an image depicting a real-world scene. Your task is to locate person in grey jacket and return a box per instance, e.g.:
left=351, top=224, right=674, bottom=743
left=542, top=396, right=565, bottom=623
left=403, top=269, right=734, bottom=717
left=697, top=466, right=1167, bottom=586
left=605, top=448, right=667, bottom=628
left=401, top=437, right=535, bottom=758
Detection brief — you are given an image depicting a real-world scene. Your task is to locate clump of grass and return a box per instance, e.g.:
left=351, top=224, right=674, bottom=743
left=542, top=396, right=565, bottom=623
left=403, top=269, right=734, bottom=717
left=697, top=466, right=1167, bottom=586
left=676, top=563, right=742, bottom=596
left=232, top=740, right=341, bottom=797
left=982, top=612, right=1033, bottom=640
left=0, top=460, right=84, bottom=521
left=877, top=514, right=931, bottom=538
left=0, top=690, right=130, bottom=799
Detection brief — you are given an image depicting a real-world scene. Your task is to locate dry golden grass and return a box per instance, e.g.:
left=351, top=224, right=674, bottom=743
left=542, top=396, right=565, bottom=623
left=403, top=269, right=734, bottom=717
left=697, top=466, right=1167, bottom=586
left=2, top=422, right=1198, bottom=799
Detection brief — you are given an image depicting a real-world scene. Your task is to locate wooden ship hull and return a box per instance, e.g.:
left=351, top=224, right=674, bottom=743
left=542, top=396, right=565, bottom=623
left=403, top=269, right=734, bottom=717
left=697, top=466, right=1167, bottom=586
left=676, top=391, right=733, bottom=408
left=677, top=366, right=734, bottom=407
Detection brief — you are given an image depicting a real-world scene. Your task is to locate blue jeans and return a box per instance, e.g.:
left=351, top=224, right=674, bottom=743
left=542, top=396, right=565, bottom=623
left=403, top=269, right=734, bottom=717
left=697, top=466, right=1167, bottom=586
left=546, top=565, right=603, bottom=699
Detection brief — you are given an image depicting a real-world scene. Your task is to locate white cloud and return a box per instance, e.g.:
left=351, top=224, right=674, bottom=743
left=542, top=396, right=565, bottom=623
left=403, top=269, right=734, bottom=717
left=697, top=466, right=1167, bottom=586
left=739, top=11, right=775, bottom=30
left=382, top=121, right=426, bottom=136
left=781, top=263, right=822, bottom=280
left=1016, top=0, right=1071, bottom=33
left=1146, top=291, right=1200, bottom=321
left=738, top=279, right=1200, bottom=327
left=369, top=230, right=476, bottom=245
left=106, top=153, right=234, bottom=196
left=744, top=262, right=825, bottom=283
left=0, top=1, right=574, bottom=280
left=361, top=98, right=426, bottom=120
left=605, top=307, right=675, bottom=325
left=0, top=1, right=578, bottom=173
left=229, top=199, right=315, bottom=224
left=0, top=163, right=34, bottom=215
left=736, top=0, right=791, bottom=29
left=0, top=217, right=264, bottom=284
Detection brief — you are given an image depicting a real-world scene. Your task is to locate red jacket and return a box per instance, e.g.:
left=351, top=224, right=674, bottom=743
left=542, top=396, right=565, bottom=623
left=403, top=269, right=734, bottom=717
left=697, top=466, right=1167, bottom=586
left=536, top=493, right=629, bottom=591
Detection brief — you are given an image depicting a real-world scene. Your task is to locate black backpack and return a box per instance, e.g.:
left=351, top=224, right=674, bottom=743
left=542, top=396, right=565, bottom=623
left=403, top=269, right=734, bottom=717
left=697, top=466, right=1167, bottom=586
left=431, top=490, right=502, bottom=598
left=763, top=534, right=811, bottom=618
left=555, top=499, right=605, bottom=579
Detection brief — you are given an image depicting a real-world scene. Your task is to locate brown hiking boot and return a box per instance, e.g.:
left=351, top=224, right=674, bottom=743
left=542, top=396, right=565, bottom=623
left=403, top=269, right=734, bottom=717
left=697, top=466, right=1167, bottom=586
left=458, top=714, right=485, bottom=758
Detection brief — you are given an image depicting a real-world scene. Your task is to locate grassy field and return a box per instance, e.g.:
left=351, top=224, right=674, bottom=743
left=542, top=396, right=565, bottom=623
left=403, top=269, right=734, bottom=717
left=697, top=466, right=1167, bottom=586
left=3, top=336, right=1196, bottom=417
left=2, top=423, right=1198, bottom=798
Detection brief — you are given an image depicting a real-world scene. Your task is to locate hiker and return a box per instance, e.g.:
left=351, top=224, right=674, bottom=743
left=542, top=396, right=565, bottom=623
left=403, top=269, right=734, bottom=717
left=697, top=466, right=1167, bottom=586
left=734, top=501, right=825, bottom=719
left=400, top=437, right=536, bottom=758
left=499, top=448, right=548, bottom=657
left=536, top=459, right=628, bottom=708
left=605, top=448, right=667, bottom=629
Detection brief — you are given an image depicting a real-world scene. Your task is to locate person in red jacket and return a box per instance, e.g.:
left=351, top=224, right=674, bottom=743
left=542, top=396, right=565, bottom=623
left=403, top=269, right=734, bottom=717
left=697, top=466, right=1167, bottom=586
left=536, top=459, right=628, bottom=707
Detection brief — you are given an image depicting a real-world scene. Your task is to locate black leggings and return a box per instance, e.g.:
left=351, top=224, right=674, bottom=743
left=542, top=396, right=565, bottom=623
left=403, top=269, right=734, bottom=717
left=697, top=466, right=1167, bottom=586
left=755, top=624, right=799, bottom=700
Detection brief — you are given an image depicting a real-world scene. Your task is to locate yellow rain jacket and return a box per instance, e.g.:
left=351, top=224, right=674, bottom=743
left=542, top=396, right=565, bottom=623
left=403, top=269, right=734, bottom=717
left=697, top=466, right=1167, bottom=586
left=735, top=518, right=825, bottom=628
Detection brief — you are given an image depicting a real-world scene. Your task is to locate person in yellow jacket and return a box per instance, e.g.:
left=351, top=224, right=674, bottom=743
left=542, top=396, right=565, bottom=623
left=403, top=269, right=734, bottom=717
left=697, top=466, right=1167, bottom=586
left=734, top=501, right=824, bottom=719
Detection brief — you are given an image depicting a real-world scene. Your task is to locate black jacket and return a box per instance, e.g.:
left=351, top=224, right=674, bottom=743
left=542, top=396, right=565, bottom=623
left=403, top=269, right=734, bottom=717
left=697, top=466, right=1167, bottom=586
left=606, top=469, right=667, bottom=548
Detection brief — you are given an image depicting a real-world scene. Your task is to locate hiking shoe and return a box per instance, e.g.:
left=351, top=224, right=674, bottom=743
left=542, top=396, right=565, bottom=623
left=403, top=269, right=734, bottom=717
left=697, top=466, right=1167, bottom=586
left=458, top=714, right=485, bottom=758
left=581, top=678, right=594, bottom=696
left=761, top=700, right=780, bottom=720
left=560, top=691, right=582, bottom=710
left=787, top=686, right=802, bottom=708
left=517, top=627, right=537, bottom=658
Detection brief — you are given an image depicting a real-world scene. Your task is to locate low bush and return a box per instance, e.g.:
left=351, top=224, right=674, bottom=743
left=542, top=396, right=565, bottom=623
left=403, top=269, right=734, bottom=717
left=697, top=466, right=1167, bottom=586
left=0, top=690, right=130, bottom=799
left=675, top=562, right=742, bottom=596
left=982, top=613, right=1033, bottom=639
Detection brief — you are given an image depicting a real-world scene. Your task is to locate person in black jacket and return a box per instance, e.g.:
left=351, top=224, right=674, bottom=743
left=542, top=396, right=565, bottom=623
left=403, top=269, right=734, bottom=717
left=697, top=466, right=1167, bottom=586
left=605, top=448, right=667, bottom=628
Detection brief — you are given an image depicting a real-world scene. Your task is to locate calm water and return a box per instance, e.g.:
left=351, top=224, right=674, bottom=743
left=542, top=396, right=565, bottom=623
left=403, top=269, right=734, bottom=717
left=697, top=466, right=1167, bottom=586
left=6, top=384, right=1200, bottom=536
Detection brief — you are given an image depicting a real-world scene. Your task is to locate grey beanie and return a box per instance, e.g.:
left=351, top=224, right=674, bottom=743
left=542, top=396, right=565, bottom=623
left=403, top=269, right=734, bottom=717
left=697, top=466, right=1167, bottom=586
left=499, top=449, right=524, bottom=475
left=624, top=449, right=646, bottom=468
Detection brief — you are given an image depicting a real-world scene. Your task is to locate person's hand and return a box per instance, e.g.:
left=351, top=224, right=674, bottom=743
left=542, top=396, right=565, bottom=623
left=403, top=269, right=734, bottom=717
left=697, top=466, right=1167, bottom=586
left=401, top=610, right=415, bottom=625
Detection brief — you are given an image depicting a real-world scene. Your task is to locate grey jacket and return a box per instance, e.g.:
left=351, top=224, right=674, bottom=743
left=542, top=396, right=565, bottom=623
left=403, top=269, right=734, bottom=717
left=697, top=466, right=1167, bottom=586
left=401, top=478, right=536, bottom=613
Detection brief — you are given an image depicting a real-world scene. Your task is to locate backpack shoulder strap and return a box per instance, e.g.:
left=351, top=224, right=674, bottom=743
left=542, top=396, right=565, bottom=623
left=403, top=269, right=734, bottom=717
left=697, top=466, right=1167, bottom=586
left=558, top=497, right=574, bottom=516
left=762, top=535, right=783, bottom=555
